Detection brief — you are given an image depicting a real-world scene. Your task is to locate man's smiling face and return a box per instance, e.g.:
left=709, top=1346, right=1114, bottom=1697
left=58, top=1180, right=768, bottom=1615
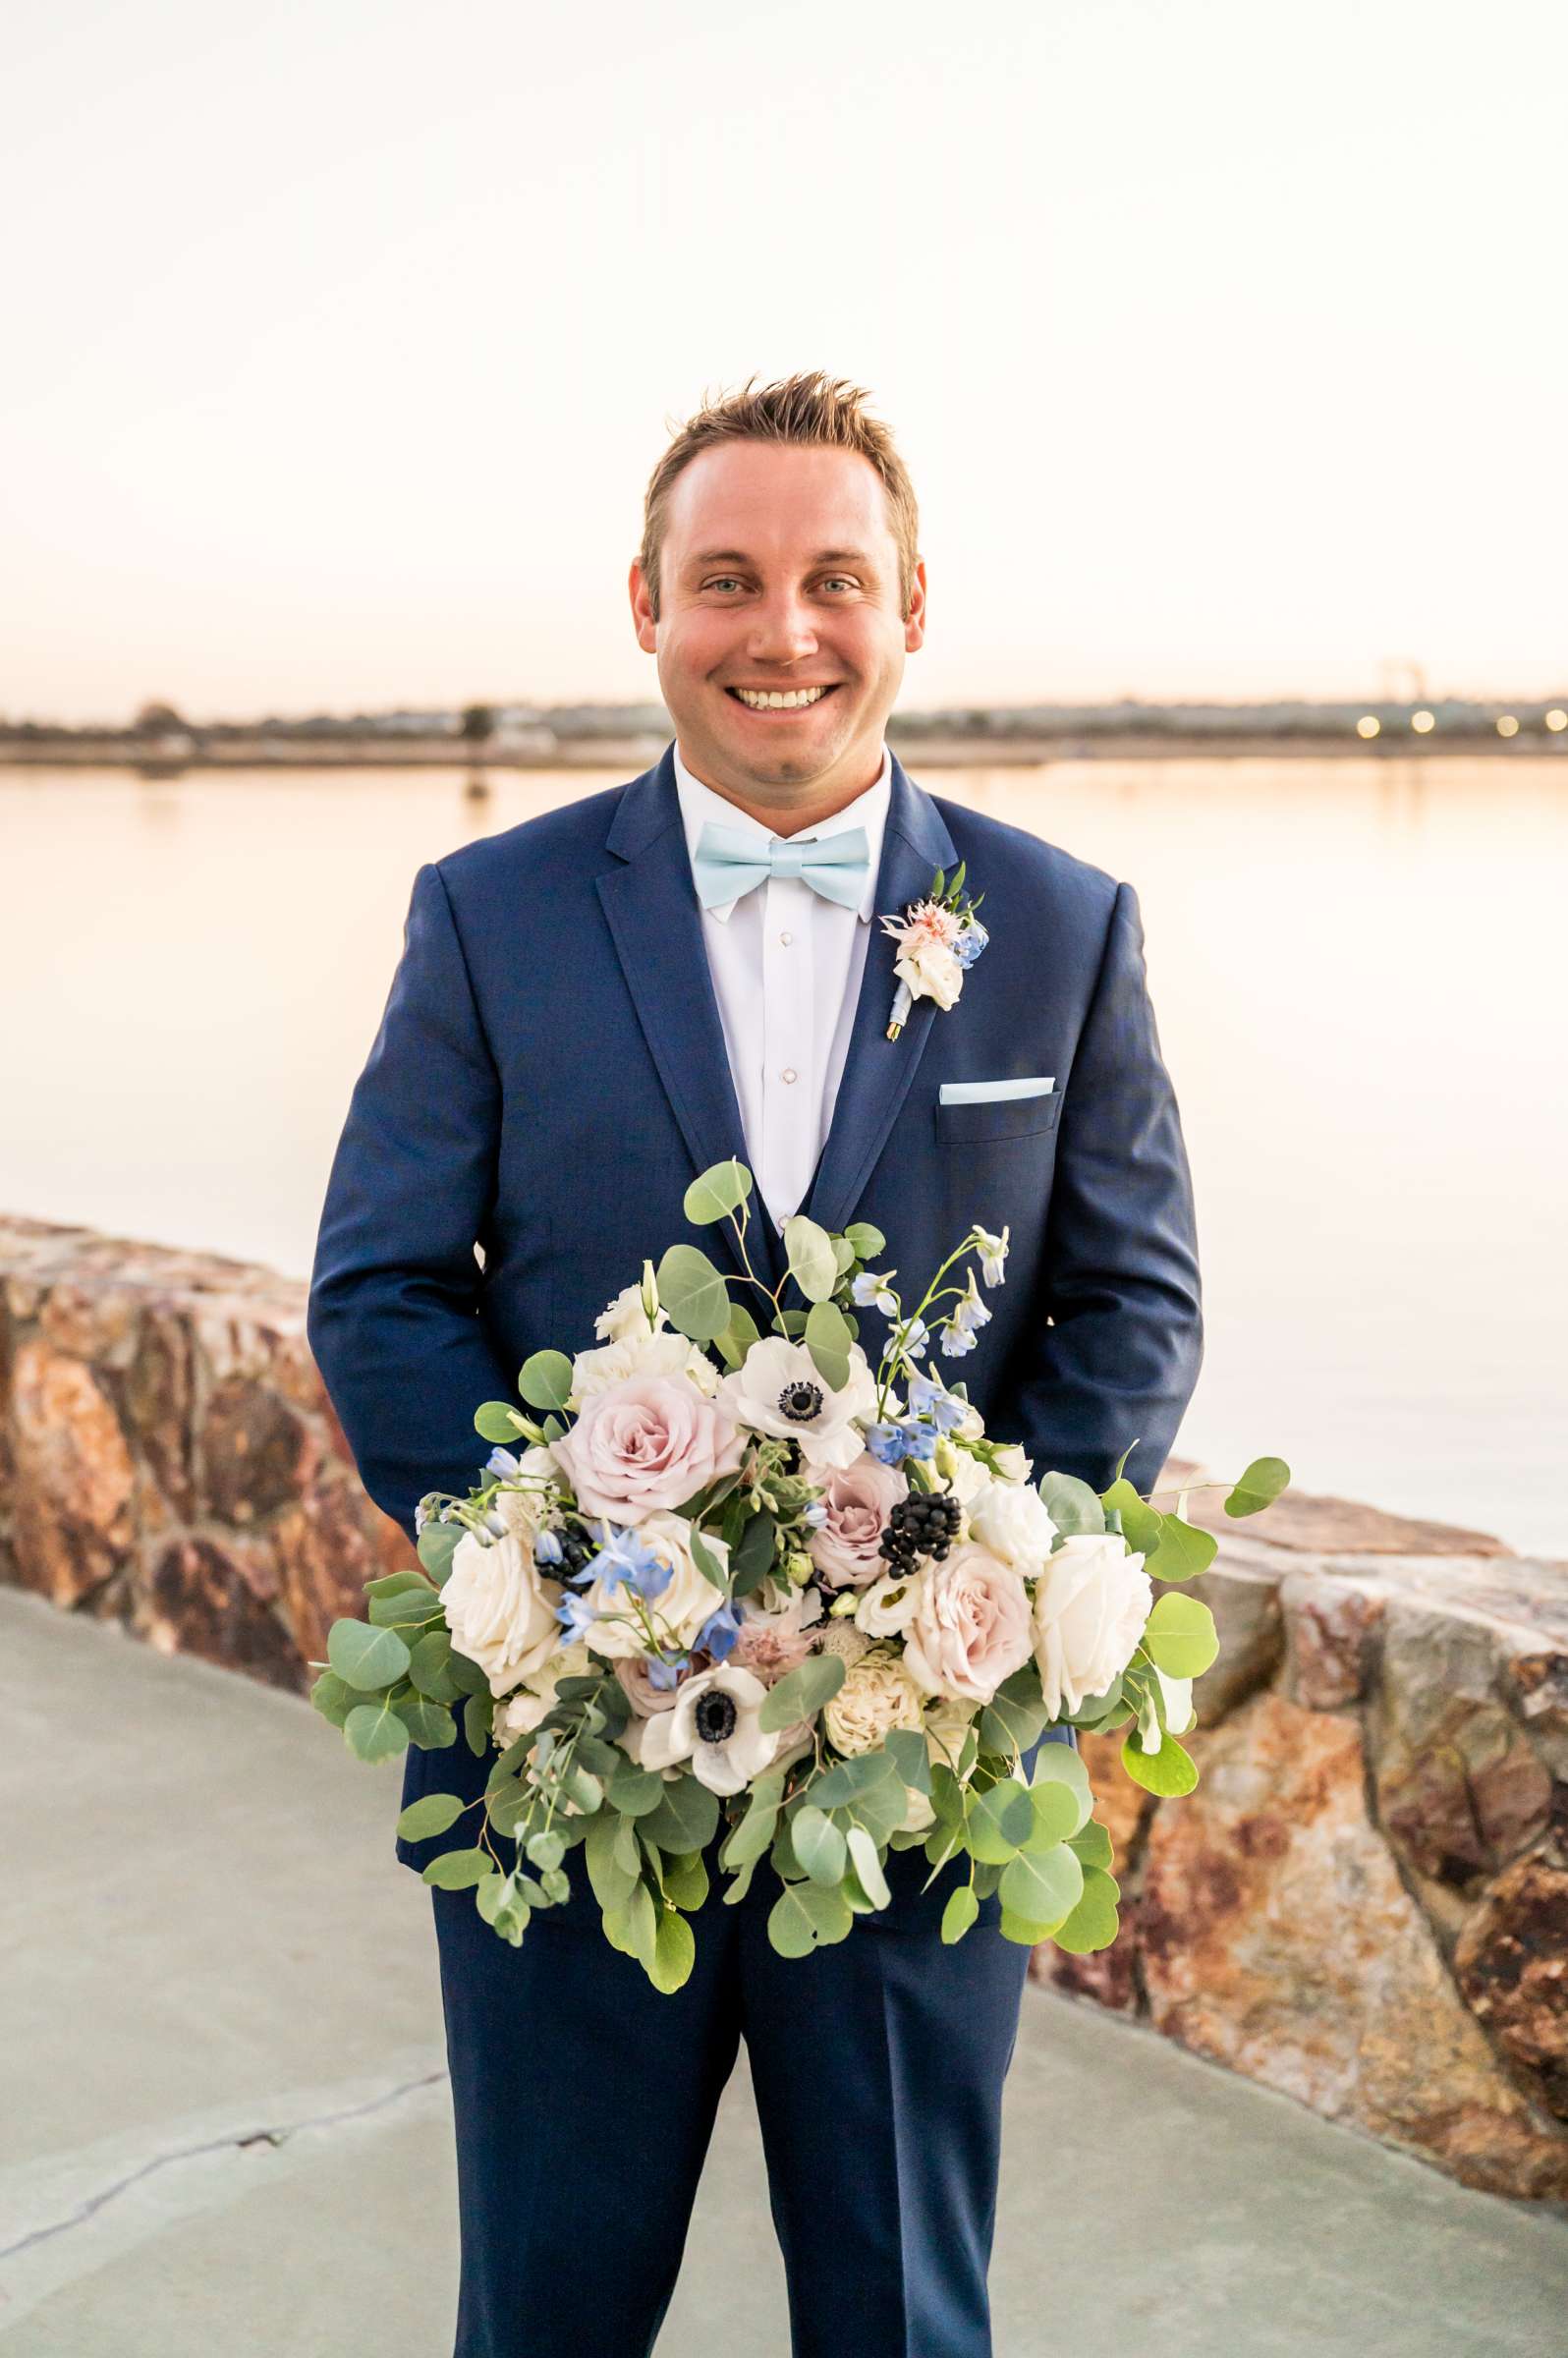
left=630, top=439, right=925, bottom=817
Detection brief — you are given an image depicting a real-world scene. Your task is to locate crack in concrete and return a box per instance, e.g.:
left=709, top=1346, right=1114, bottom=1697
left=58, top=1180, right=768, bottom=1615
left=0, top=2067, right=447, bottom=2267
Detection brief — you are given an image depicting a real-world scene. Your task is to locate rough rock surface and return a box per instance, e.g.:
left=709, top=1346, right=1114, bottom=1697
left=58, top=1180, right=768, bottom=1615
left=0, top=1215, right=414, bottom=1690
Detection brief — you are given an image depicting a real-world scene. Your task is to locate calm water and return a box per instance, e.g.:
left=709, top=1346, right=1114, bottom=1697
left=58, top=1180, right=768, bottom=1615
left=4, top=758, right=1565, bottom=1556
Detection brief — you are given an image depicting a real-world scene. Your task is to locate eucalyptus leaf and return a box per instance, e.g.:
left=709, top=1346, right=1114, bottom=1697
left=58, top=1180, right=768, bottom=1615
left=730, top=1506, right=779, bottom=1600
left=421, top=1847, right=496, bottom=1890
left=883, top=1728, right=932, bottom=1796
left=1146, top=1514, right=1218, bottom=1583
left=327, top=1619, right=412, bottom=1693
left=1142, top=1591, right=1219, bottom=1678
left=760, top=1652, right=845, bottom=1733
left=1099, top=1479, right=1164, bottom=1556
left=397, top=1791, right=467, bottom=1842
left=475, top=1400, right=530, bottom=1443
left=1067, top=1818, right=1115, bottom=1871
left=1038, top=1473, right=1106, bottom=1539
left=518, top=1350, right=574, bottom=1413
left=684, top=1158, right=754, bottom=1223
left=1224, top=1456, right=1291, bottom=1518
left=846, top=1826, right=890, bottom=1910
left=655, top=1244, right=733, bottom=1342
left=713, top=1300, right=761, bottom=1372
left=792, top=1805, right=848, bottom=1887
left=941, top=1885, right=980, bottom=1944
left=767, top=1881, right=854, bottom=1957
left=1000, top=1843, right=1084, bottom=1925
left=409, top=1630, right=462, bottom=1704
left=309, top=1669, right=354, bottom=1729
left=392, top=1693, right=457, bottom=1750
left=416, top=1521, right=464, bottom=1585
left=782, top=1214, right=839, bottom=1304
left=1048, top=1862, right=1121, bottom=1954
left=690, top=1528, right=729, bottom=1590
left=1121, top=1729, right=1200, bottom=1797
left=804, top=1299, right=853, bottom=1392
left=650, top=1907, right=697, bottom=1993
left=965, top=1777, right=1035, bottom=1865
left=463, top=1691, right=493, bottom=1758
left=843, top=1220, right=886, bottom=1260
left=344, top=1701, right=410, bottom=1763
left=640, top=1776, right=720, bottom=1856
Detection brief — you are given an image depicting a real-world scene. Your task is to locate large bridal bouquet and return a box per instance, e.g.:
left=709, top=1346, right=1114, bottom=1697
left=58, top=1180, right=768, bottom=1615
left=313, top=1160, right=1287, bottom=1992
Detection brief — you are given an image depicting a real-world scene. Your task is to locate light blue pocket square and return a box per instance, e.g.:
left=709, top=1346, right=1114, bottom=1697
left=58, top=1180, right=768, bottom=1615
left=938, top=1076, right=1055, bottom=1104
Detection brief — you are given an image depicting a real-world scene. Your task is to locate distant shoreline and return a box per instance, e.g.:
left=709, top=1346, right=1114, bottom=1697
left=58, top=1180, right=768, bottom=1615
left=5, top=732, right=1566, bottom=772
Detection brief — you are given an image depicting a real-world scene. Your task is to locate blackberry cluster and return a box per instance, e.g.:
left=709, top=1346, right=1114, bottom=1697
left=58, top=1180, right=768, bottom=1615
left=557, top=1528, right=598, bottom=1582
left=878, top=1490, right=963, bottom=1571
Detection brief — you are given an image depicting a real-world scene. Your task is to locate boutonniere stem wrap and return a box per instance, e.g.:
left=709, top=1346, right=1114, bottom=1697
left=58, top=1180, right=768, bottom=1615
left=880, top=860, right=988, bottom=1039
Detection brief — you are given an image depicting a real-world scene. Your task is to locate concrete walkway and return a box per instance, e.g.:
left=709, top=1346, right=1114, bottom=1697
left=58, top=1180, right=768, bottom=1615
left=3, top=1588, right=1566, bottom=2357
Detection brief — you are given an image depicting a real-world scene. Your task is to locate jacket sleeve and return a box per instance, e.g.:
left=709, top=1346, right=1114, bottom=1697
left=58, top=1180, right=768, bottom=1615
left=307, top=860, right=517, bottom=1544
left=1004, top=881, right=1203, bottom=1500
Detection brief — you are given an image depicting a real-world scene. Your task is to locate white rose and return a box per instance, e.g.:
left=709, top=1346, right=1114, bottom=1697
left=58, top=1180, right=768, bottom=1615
left=1031, top=1533, right=1153, bottom=1718
left=824, top=1648, right=926, bottom=1756
left=855, top=1566, right=926, bottom=1638
left=443, top=1528, right=564, bottom=1699
left=492, top=1641, right=592, bottom=1746
left=967, top=1479, right=1057, bottom=1574
left=716, top=1335, right=878, bottom=1474
left=580, top=1510, right=729, bottom=1660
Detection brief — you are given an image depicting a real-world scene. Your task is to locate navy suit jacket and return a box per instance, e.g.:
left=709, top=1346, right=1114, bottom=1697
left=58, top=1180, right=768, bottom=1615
left=308, top=743, right=1202, bottom=1865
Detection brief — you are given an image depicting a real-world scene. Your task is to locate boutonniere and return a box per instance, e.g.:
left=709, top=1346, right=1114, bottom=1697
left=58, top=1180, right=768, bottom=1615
left=880, top=861, right=988, bottom=1039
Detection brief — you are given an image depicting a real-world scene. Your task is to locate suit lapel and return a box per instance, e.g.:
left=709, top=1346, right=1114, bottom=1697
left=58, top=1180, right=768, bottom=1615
left=802, top=751, right=957, bottom=1242
left=594, top=746, right=785, bottom=1293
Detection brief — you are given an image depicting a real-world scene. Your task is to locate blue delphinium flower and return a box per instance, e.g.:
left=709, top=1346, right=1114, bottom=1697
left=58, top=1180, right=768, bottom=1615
left=645, top=1652, right=690, bottom=1691
left=584, top=1522, right=672, bottom=1601
left=555, top=1590, right=598, bottom=1641
left=908, top=1372, right=968, bottom=1433
left=696, top=1600, right=742, bottom=1661
left=955, top=918, right=989, bottom=968
left=485, top=1446, right=522, bottom=1479
left=866, top=1421, right=910, bottom=1466
left=851, top=1268, right=900, bottom=1316
left=532, top=1527, right=564, bottom=1568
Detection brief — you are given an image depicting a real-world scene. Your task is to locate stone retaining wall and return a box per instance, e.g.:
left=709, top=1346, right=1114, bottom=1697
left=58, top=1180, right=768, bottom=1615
left=4, top=1214, right=1565, bottom=2201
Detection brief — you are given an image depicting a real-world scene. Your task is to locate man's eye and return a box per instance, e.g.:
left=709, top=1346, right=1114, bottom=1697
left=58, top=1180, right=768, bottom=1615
left=703, top=578, right=744, bottom=593
left=819, top=578, right=857, bottom=592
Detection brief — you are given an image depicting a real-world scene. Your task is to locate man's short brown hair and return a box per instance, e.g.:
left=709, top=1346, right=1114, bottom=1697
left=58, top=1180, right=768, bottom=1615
left=638, top=370, right=921, bottom=623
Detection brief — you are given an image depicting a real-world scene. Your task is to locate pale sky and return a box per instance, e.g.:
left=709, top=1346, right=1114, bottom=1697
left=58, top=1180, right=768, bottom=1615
left=3, top=0, right=1564, bottom=722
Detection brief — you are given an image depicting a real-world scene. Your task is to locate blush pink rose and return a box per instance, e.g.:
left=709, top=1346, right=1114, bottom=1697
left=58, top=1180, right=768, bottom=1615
left=807, top=1453, right=909, bottom=1591
left=551, top=1373, right=745, bottom=1523
left=903, top=1543, right=1034, bottom=1705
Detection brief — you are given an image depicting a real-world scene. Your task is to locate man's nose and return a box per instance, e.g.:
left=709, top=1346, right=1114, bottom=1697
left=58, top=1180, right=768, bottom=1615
left=747, top=595, right=819, bottom=663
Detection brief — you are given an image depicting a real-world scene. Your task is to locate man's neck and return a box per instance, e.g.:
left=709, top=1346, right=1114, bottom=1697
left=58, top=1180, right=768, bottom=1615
left=676, top=743, right=886, bottom=837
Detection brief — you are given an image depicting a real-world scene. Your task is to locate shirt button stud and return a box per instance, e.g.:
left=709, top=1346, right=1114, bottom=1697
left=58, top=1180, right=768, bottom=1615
left=779, top=929, right=793, bottom=945
left=781, top=1067, right=798, bottom=1084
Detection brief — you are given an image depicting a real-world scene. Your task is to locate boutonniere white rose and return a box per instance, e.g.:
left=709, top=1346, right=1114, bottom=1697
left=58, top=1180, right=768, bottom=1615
left=880, top=860, right=988, bottom=1039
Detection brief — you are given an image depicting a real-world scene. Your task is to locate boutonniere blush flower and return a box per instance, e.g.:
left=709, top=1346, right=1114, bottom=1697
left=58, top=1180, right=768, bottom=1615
left=880, top=860, right=988, bottom=1039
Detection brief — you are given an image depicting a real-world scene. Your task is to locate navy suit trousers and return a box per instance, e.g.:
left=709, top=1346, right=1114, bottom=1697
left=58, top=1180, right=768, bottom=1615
left=432, top=1724, right=1076, bottom=2358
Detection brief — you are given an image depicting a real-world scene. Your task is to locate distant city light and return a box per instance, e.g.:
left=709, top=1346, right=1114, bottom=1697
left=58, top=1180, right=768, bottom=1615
left=1356, top=714, right=1381, bottom=739
left=1496, top=714, right=1520, bottom=738
left=1546, top=708, right=1568, bottom=732
left=1411, top=709, right=1435, bottom=733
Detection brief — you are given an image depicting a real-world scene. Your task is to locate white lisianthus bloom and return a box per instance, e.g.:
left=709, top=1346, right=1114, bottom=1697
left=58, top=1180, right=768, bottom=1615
left=855, top=1566, right=927, bottom=1638
left=824, top=1647, right=926, bottom=1756
left=1136, top=1668, right=1196, bottom=1752
left=716, top=1335, right=878, bottom=1474
left=492, top=1641, right=592, bottom=1746
left=1031, top=1534, right=1154, bottom=1718
left=990, top=1441, right=1032, bottom=1485
left=593, top=1278, right=667, bottom=1343
left=942, top=1445, right=992, bottom=1507
left=579, top=1510, right=730, bottom=1660
left=639, top=1662, right=780, bottom=1795
left=570, top=1325, right=721, bottom=1403
left=443, top=1528, right=565, bottom=1699
left=967, top=1478, right=1058, bottom=1576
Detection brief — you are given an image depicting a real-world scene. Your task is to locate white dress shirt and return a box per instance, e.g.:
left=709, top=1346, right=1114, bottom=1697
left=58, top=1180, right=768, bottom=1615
left=673, top=741, right=892, bottom=1237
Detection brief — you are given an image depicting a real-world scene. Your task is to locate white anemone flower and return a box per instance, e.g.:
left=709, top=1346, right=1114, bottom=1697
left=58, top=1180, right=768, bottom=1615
left=639, top=1662, right=780, bottom=1795
left=716, top=1335, right=877, bottom=1473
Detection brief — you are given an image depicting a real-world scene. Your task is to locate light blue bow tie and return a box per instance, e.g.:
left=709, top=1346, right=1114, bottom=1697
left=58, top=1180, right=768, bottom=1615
left=691, top=820, right=871, bottom=913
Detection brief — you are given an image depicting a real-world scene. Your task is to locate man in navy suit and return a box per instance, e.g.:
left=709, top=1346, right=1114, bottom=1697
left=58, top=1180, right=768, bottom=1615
left=308, top=371, right=1202, bottom=2358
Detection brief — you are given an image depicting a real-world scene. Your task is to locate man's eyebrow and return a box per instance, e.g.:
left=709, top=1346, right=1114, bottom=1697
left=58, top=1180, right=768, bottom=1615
left=685, top=546, right=880, bottom=570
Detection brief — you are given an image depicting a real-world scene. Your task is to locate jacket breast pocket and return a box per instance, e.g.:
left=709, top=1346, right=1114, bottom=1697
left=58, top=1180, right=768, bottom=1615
left=933, top=1091, right=1064, bottom=1146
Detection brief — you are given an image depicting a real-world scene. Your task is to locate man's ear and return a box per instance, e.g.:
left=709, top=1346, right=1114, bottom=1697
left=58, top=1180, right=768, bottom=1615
left=904, top=557, right=928, bottom=653
left=629, top=558, right=658, bottom=652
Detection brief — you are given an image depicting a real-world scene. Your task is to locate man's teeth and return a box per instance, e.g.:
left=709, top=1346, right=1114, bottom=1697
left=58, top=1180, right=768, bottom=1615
left=733, top=686, right=830, bottom=709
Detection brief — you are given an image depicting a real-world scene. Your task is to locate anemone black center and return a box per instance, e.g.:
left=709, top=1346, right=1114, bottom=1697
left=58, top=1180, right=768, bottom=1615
left=778, top=1379, right=824, bottom=1425
left=694, top=1690, right=740, bottom=1745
